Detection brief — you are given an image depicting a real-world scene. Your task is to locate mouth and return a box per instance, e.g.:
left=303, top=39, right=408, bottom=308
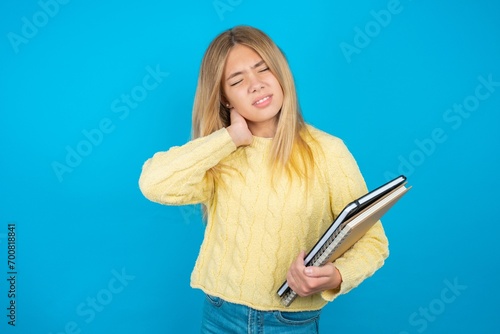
left=252, top=95, right=273, bottom=107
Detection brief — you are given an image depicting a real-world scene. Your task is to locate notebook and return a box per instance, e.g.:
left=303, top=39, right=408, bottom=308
left=277, top=175, right=410, bottom=307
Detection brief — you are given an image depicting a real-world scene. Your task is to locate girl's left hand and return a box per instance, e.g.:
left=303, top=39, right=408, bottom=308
left=286, top=251, right=342, bottom=297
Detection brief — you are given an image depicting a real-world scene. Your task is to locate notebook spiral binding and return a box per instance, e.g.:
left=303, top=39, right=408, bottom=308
left=280, top=228, right=353, bottom=307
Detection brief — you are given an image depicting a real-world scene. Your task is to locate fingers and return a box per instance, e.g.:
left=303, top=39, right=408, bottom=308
left=286, top=251, right=305, bottom=289
left=291, top=251, right=331, bottom=278
left=287, top=251, right=314, bottom=297
left=286, top=253, right=342, bottom=297
left=304, top=263, right=336, bottom=278
left=229, top=108, right=241, bottom=124
left=227, top=109, right=253, bottom=147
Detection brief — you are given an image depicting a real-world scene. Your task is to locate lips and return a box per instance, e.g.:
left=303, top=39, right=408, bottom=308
left=252, top=94, right=272, bottom=107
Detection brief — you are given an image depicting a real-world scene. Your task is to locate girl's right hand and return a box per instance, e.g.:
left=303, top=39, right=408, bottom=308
left=227, top=109, right=253, bottom=147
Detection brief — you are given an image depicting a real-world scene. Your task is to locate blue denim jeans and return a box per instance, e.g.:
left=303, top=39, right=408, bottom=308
left=201, top=294, right=321, bottom=333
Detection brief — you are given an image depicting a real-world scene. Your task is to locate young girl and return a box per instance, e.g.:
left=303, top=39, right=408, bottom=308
left=139, top=25, right=389, bottom=333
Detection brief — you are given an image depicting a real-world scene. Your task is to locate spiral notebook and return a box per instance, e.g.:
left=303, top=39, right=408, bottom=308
left=277, top=175, right=410, bottom=307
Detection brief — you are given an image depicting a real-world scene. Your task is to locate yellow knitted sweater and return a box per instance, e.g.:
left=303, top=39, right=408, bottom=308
left=139, top=125, right=389, bottom=312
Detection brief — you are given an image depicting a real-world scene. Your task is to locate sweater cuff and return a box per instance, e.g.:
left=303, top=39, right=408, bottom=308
left=320, top=262, right=358, bottom=301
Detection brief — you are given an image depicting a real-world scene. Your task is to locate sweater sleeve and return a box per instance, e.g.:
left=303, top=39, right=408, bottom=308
left=138, top=128, right=237, bottom=205
left=319, top=138, right=390, bottom=302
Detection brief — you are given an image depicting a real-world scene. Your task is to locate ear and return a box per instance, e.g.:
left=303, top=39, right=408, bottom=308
left=220, top=96, right=232, bottom=109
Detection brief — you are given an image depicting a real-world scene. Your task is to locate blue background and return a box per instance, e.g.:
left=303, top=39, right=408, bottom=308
left=1, top=0, right=499, bottom=333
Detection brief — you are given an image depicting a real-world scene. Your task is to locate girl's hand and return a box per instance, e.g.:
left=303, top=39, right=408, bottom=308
left=286, top=251, right=343, bottom=297
left=227, top=109, right=253, bottom=147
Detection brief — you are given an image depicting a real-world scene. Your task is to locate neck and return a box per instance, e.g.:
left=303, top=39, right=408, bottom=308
left=248, top=120, right=277, bottom=138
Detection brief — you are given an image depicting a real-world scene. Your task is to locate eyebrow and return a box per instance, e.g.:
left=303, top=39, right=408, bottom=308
left=226, top=60, right=266, bottom=81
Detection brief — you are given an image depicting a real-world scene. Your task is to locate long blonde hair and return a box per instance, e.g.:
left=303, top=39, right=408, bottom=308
left=192, top=25, right=314, bottom=182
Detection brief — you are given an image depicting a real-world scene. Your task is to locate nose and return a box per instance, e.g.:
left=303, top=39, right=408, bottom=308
left=247, top=73, right=264, bottom=93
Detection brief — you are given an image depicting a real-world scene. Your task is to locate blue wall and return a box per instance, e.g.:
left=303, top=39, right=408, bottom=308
left=1, top=0, right=499, bottom=333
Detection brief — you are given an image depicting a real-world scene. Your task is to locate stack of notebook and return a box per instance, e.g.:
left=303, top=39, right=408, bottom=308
left=277, top=175, right=410, bottom=307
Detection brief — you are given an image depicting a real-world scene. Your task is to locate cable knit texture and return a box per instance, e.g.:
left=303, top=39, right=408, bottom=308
left=139, top=125, right=389, bottom=311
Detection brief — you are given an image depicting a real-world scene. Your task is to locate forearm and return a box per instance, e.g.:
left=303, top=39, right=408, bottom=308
left=139, top=128, right=237, bottom=205
left=321, top=221, right=389, bottom=301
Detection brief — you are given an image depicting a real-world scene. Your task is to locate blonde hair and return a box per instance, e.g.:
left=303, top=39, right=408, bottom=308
left=192, top=25, right=314, bottom=183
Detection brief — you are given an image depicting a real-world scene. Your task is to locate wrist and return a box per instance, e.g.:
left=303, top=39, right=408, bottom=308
left=226, top=125, right=252, bottom=147
left=331, top=266, right=342, bottom=291
left=226, top=125, right=242, bottom=147
left=325, top=264, right=342, bottom=291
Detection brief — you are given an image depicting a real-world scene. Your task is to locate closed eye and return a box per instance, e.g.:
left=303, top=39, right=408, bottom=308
left=259, top=67, right=269, bottom=72
left=230, top=79, right=243, bottom=86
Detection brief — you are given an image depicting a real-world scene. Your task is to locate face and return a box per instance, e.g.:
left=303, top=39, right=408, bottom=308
left=222, top=44, right=284, bottom=137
